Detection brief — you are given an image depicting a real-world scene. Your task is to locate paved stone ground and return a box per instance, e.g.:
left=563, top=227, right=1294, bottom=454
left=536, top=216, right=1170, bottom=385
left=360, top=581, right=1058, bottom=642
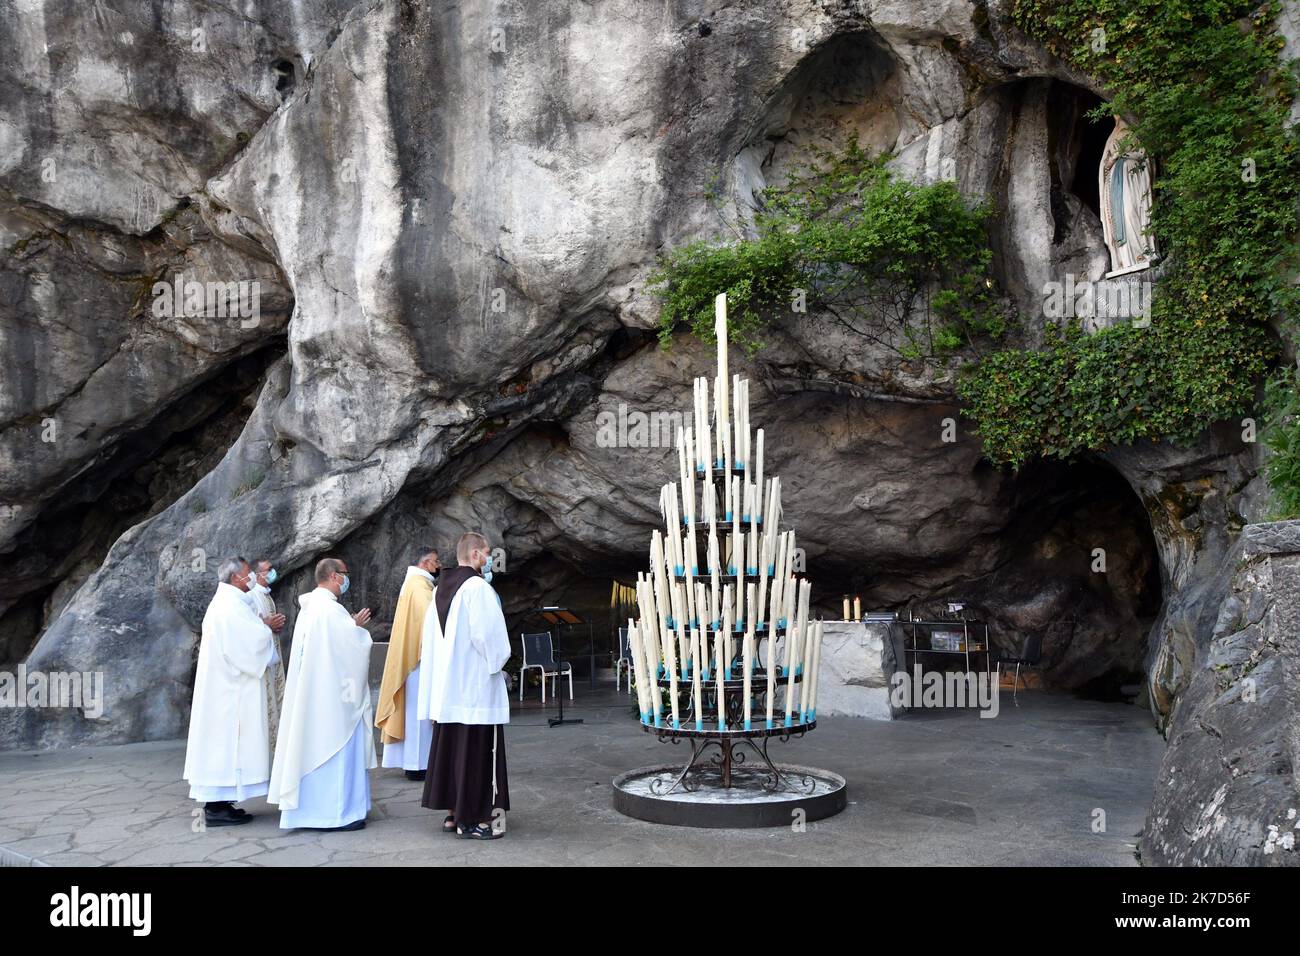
left=0, top=687, right=1163, bottom=866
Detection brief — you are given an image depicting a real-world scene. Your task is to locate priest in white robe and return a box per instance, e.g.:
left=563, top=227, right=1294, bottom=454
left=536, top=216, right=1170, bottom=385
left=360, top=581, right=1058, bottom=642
left=243, top=558, right=287, bottom=751
left=376, top=547, right=441, bottom=779
left=417, top=532, right=511, bottom=840
left=268, top=557, right=377, bottom=831
left=183, top=557, right=279, bottom=828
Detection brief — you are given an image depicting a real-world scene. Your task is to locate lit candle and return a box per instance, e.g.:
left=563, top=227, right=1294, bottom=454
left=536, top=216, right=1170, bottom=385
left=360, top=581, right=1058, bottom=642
left=854, top=595, right=861, bottom=621
left=690, top=627, right=704, bottom=730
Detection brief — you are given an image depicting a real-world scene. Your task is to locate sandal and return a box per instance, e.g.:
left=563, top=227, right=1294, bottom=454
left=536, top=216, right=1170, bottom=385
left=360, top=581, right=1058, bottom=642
left=457, top=822, right=503, bottom=840
left=441, top=815, right=456, bottom=834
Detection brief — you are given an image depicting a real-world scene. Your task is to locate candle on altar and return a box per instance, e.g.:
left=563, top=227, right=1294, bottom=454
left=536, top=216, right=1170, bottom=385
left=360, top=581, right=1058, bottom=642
left=714, top=630, right=726, bottom=731
left=690, top=627, right=705, bottom=730
left=853, top=595, right=861, bottom=621
left=842, top=595, right=850, bottom=621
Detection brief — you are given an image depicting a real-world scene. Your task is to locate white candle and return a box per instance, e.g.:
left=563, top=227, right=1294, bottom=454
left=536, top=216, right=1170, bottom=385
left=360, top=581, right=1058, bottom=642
left=628, top=617, right=649, bottom=722
left=748, top=598, right=759, bottom=733
left=715, top=630, right=726, bottom=730
left=638, top=578, right=660, bottom=682
left=731, top=476, right=740, bottom=562
left=756, top=535, right=770, bottom=632
left=690, top=627, right=704, bottom=730
left=765, top=615, right=776, bottom=729
left=716, top=293, right=728, bottom=465
left=708, top=529, right=721, bottom=627
left=748, top=489, right=758, bottom=572
left=843, top=596, right=850, bottom=621
left=807, top=619, right=824, bottom=720
left=664, top=585, right=683, bottom=727
left=643, top=619, right=665, bottom=726
left=786, top=581, right=808, bottom=725
left=755, top=429, right=764, bottom=522
left=854, top=596, right=861, bottom=621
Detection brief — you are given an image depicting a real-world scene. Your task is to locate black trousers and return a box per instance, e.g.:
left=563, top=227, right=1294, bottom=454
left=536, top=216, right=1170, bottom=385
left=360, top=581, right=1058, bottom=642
left=421, top=722, right=510, bottom=824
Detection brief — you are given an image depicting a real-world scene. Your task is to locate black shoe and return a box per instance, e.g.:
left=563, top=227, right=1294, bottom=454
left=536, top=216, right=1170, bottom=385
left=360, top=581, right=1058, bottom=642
left=319, top=819, right=366, bottom=832
left=404, top=770, right=427, bottom=781
left=204, top=804, right=254, bottom=828
left=458, top=822, right=503, bottom=840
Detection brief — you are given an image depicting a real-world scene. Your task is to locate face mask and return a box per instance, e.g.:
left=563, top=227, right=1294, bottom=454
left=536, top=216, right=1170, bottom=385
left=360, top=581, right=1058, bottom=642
left=266, top=568, right=277, bottom=585
left=338, top=574, right=350, bottom=595
left=482, top=570, right=493, bottom=584
left=482, top=554, right=494, bottom=573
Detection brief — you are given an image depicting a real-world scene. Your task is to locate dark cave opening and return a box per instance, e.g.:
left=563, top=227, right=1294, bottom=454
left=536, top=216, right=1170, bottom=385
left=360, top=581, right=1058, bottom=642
left=0, top=344, right=286, bottom=666
left=816, top=456, right=1163, bottom=704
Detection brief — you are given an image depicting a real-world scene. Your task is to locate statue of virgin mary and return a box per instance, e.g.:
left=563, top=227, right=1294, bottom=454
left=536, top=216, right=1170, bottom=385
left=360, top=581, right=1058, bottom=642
left=1099, top=117, right=1157, bottom=275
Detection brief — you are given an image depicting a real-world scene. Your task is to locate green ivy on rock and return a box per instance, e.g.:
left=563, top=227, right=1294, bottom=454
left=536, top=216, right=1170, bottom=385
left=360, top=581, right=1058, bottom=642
left=961, top=0, right=1298, bottom=488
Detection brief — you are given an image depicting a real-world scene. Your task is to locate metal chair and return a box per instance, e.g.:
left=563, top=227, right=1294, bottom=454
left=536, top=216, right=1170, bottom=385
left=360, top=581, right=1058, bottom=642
left=519, top=631, right=573, bottom=704
left=614, top=627, right=634, bottom=695
left=996, top=633, right=1043, bottom=706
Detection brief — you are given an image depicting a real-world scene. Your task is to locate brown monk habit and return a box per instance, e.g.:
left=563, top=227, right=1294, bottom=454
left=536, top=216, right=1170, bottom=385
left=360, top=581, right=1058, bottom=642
left=421, top=565, right=510, bottom=826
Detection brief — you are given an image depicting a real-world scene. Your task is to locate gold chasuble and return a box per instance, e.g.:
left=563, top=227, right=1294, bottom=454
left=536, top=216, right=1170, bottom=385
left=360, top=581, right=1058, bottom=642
left=375, top=568, right=435, bottom=745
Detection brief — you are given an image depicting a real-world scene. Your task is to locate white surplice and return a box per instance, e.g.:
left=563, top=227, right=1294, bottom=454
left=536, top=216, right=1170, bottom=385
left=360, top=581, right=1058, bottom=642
left=381, top=664, right=434, bottom=770
left=183, top=582, right=276, bottom=802
left=416, top=575, right=511, bottom=726
left=268, top=587, right=377, bottom=827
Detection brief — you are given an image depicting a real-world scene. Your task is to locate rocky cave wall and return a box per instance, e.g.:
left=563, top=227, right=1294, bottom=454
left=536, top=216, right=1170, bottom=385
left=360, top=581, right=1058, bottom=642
left=0, top=0, right=1294, bottom=864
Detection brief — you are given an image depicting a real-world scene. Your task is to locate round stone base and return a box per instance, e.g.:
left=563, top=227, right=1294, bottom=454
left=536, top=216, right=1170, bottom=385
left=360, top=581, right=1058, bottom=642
left=611, top=764, right=847, bottom=828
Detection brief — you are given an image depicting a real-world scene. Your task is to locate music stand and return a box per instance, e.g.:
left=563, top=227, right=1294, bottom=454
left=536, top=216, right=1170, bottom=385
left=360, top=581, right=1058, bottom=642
left=534, top=606, right=585, bottom=727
